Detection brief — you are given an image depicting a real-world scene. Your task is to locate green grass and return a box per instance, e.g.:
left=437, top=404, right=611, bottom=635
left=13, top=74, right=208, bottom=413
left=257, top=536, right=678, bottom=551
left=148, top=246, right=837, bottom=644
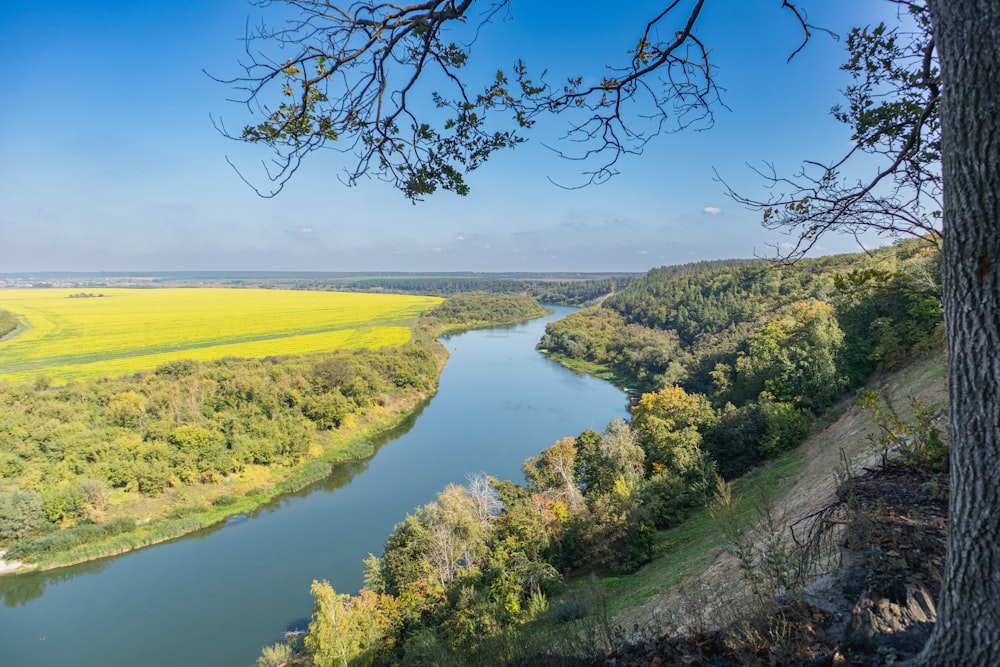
left=540, top=351, right=632, bottom=388
left=594, top=450, right=805, bottom=622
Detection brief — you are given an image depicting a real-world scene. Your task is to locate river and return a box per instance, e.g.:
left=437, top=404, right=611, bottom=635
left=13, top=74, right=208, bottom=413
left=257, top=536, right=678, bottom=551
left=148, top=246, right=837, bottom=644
left=0, top=307, right=628, bottom=667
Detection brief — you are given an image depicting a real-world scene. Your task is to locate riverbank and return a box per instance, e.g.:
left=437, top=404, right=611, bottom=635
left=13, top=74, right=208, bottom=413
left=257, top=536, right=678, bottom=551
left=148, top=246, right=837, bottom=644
left=0, top=374, right=446, bottom=576
left=0, top=345, right=448, bottom=576
left=0, top=299, right=555, bottom=577
left=537, top=349, right=632, bottom=392
left=0, top=550, right=28, bottom=575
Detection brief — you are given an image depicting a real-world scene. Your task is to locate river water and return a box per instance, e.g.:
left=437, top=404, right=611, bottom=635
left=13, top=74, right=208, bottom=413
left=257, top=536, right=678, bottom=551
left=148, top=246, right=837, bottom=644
left=0, top=307, right=628, bottom=666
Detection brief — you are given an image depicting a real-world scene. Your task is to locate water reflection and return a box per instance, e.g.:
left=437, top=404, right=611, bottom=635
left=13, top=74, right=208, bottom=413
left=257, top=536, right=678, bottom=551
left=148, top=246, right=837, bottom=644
left=1, top=564, right=110, bottom=608
left=0, top=404, right=429, bottom=609
left=0, top=519, right=233, bottom=607
left=252, top=401, right=428, bottom=517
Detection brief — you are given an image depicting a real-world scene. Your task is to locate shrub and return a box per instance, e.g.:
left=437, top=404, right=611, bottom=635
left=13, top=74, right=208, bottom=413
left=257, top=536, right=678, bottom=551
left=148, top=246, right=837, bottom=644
left=759, top=399, right=812, bottom=458
left=0, top=489, right=44, bottom=542
left=167, top=505, right=200, bottom=519
left=5, top=516, right=136, bottom=561
left=78, top=479, right=110, bottom=513
left=41, top=485, right=86, bottom=523
left=551, top=598, right=591, bottom=624
left=564, top=494, right=655, bottom=573
left=255, top=642, right=293, bottom=667
left=858, top=391, right=948, bottom=470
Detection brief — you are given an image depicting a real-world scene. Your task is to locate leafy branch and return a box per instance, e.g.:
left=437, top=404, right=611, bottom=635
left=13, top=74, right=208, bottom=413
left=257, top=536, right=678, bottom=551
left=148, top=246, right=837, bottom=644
left=214, top=0, right=815, bottom=199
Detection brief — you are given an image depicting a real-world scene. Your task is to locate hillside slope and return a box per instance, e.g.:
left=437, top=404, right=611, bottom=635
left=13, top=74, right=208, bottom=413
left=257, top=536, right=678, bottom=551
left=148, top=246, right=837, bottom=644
left=587, top=350, right=947, bottom=663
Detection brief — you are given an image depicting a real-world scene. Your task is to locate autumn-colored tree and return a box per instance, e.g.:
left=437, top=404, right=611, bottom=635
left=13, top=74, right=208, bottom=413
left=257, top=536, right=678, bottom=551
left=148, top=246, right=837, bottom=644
left=304, top=581, right=402, bottom=667
left=630, top=386, right=716, bottom=475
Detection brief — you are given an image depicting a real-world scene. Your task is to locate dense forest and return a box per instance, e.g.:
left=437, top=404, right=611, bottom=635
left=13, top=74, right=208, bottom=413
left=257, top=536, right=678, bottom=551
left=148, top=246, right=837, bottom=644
left=418, top=291, right=550, bottom=331
left=0, top=293, right=545, bottom=569
left=539, top=240, right=941, bottom=476
left=257, top=240, right=944, bottom=666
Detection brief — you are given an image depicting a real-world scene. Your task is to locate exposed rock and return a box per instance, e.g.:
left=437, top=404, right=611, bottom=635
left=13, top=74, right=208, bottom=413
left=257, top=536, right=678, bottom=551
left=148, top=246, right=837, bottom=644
left=848, top=581, right=937, bottom=652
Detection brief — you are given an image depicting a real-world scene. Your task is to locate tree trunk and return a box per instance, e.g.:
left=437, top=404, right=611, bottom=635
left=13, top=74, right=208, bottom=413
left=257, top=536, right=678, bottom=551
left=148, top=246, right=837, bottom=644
left=918, top=1, right=1000, bottom=663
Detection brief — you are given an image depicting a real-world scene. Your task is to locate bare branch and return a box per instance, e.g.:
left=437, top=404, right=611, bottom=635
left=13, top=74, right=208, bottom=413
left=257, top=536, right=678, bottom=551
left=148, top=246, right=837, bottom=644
left=781, top=0, right=839, bottom=62
left=724, top=1, right=941, bottom=261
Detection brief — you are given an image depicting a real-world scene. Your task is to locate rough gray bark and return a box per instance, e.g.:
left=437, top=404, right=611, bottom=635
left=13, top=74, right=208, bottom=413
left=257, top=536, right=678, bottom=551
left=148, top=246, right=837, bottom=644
left=918, top=1, right=1000, bottom=663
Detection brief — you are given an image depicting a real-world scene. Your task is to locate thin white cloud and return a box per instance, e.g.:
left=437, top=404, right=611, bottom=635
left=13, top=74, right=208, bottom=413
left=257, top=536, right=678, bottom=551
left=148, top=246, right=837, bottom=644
left=298, top=226, right=314, bottom=234
left=703, top=207, right=722, bottom=215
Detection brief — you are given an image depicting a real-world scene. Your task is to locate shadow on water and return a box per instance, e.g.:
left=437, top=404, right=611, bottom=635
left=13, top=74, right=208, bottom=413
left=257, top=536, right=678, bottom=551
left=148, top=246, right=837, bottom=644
left=284, top=617, right=311, bottom=635
left=0, top=557, right=111, bottom=608
left=0, top=397, right=430, bottom=610
left=262, top=403, right=431, bottom=635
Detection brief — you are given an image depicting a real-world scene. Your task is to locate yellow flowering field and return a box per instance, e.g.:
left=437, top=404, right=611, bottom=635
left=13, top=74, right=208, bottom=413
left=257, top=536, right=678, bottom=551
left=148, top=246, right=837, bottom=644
left=0, top=288, right=442, bottom=385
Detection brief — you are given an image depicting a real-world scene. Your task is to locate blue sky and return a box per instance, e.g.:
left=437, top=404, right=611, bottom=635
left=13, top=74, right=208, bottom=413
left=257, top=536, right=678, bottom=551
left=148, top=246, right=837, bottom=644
left=0, top=1, right=901, bottom=273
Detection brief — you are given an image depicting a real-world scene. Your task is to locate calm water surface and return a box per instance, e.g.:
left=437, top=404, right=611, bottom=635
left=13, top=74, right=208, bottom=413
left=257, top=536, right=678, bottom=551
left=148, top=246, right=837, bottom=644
left=0, top=307, right=627, bottom=667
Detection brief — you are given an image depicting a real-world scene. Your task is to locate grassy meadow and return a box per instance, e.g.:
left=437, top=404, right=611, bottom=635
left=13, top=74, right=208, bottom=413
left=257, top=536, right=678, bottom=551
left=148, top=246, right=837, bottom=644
left=0, top=288, right=442, bottom=385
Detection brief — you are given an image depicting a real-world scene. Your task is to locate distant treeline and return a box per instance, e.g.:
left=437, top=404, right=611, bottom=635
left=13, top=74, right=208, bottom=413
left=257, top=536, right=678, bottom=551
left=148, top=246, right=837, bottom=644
left=294, top=275, right=636, bottom=306
left=2, top=272, right=638, bottom=306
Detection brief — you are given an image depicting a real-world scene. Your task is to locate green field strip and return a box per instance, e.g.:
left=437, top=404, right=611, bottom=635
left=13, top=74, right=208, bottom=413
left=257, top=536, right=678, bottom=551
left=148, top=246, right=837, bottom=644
left=0, top=289, right=441, bottom=385
left=0, top=321, right=416, bottom=371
